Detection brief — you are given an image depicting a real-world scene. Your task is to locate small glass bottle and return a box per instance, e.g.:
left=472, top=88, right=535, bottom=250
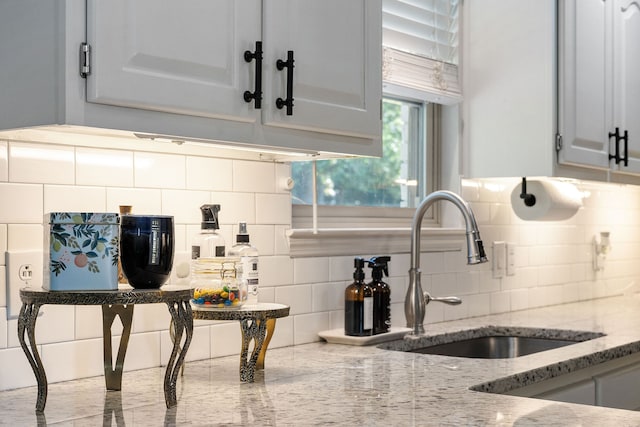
left=228, top=222, right=259, bottom=306
left=344, top=257, right=373, bottom=336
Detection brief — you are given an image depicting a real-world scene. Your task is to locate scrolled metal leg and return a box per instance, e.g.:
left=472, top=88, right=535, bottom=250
left=102, top=304, right=134, bottom=391
left=239, top=318, right=268, bottom=382
left=164, top=300, right=193, bottom=408
left=18, top=302, right=47, bottom=412
left=256, top=319, right=276, bottom=370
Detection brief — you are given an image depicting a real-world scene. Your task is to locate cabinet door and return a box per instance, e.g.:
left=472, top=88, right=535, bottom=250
left=558, top=0, right=612, bottom=169
left=612, top=0, right=640, bottom=173
left=262, top=0, right=381, bottom=139
left=86, top=0, right=261, bottom=123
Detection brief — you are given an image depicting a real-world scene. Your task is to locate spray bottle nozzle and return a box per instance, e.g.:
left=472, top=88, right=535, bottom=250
left=200, top=204, right=221, bottom=230
left=368, top=256, right=391, bottom=278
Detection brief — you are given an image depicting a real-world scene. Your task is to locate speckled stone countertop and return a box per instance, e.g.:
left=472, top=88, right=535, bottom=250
left=4, top=295, right=640, bottom=426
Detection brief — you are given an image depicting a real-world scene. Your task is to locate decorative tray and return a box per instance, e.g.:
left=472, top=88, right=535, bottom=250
left=318, top=327, right=411, bottom=346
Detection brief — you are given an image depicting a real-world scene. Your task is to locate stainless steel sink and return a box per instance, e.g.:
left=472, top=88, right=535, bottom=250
left=410, top=335, right=578, bottom=359
left=379, top=326, right=605, bottom=359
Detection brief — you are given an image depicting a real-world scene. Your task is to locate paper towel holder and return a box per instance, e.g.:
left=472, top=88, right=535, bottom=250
left=519, top=177, right=537, bottom=207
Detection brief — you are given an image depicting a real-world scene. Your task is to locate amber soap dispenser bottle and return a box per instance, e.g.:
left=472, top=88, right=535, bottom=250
left=344, top=257, right=373, bottom=336
left=368, top=256, right=391, bottom=335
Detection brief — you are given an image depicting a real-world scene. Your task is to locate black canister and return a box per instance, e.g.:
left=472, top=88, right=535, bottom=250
left=120, top=215, right=174, bottom=289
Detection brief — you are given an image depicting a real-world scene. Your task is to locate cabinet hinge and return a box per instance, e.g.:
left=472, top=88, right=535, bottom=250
left=79, top=42, right=91, bottom=78
left=555, top=133, right=563, bottom=152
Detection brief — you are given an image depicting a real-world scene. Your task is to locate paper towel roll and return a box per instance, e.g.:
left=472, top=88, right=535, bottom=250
left=510, top=179, right=582, bottom=221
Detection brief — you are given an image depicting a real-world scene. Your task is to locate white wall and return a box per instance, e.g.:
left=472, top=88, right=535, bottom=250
left=1, top=139, right=639, bottom=391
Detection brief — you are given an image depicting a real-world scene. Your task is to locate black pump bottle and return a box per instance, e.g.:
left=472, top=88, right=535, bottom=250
left=368, top=256, right=391, bottom=335
left=344, top=257, right=373, bottom=336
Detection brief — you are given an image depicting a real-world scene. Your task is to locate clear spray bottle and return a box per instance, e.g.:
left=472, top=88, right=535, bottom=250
left=228, top=222, right=259, bottom=306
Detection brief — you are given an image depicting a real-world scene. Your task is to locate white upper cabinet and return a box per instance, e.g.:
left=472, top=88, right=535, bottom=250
left=558, top=0, right=640, bottom=174
left=557, top=0, right=611, bottom=169
left=86, top=0, right=261, bottom=124
left=462, top=0, right=556, bottom=178
left=0, top=0, right=382, bottom=158
left=613, top=0, right=640, bottom=173
left=262, top=0, right=381, bottom=139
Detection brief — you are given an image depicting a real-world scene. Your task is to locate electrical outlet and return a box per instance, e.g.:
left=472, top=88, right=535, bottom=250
left=6, top=251, right=43, bottom=319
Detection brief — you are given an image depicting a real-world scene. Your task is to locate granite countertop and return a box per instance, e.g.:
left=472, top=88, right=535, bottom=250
left=4, top=294, right=640, bottom=425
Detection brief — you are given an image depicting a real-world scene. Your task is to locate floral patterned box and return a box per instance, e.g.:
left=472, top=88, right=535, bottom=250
left=44, top=212, right=120, bottom=291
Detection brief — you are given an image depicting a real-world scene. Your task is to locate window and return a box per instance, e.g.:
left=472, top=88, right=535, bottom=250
left=291, top=97, right=439, bottom=229
left=287, top=0, right=462, bottom=256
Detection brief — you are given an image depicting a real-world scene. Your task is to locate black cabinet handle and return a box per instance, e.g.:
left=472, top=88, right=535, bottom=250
left=243, top=41, right=263, bottom=109
left=609, top=127, right=629, bottom=167
left=276, top=50, right=294, bottom=115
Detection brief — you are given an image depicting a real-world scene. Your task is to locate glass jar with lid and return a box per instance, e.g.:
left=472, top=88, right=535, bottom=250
left=190, top=257, right=248, bottom=309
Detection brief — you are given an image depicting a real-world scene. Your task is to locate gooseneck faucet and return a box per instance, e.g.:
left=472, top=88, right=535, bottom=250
left=405, top=191, right=488, bottom=335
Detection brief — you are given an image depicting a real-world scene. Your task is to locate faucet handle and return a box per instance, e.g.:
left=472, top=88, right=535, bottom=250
left=424, top=292, right=462, bottom=305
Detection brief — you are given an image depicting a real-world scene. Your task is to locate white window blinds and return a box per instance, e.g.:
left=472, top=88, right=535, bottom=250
left=383, top=0, right=461, bottom=104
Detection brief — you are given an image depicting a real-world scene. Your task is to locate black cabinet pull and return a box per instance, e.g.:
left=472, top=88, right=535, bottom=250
left=623, top=129, right=629, bottom=167
left=276, top=50, right=294, bottom=115
left=243, top=41, right=263, bottom=109
left=609, top=127, right=629, bottom=166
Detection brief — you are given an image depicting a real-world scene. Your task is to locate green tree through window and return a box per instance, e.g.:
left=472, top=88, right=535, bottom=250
left=292, top=98, right=424, bottom=208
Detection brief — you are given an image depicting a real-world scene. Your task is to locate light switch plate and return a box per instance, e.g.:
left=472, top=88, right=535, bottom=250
left=506, top=242, right=516, bottom=276
left=6, top=251, right=43, bottom=319
left=492, top=241, right=505, bottom=279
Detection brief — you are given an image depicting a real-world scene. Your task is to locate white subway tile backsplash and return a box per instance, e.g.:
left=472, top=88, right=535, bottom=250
left=311, top=282, right=341, bottom=312
left=105, top=187, right=163, bottom=216
left=0, top=183, right=43, bottom=223
left=490, top=291, right=510, bottom=314
left=0, top=141, right=7, bottom=182
left=42, top=338, right=103, bottom=383
left=9, top=142, right=74, bottom=184
left=133, top=304, right=172, bottom=334
left=5, top=140, right=640, bottom=392
left=293, top=312, right=329, bottom=345
left=211, top=191, right=256, bottom=225
left=269, top=315, right=294, bottom=348
left=32, top=305, right=75, bottom=344
left=255, top=194, right=291, bottom=225
left=0, top=224, right=6, bottom=264
left=259, top=256, right=293, bottom=288
left=134, top=152, right=185, bottom=189
left=0, top=347, right=38, bottom=389
left=234, top=224, right=274, bottom=256
left=274, top=225, right=290, bottom=255
left=211, top=322, right=242, bottom=358
left=76, top=305, right=116, bottom=340
left=186, top=156, right=232, bottom=191
left=76, top=147, right=134, bottom=187
left=161, top=189, right=210, bottom=223
left=122, top=332, right=162, bottom=371
left=510, top=288, right=530, bottom=311
left=7, top=224, right=43, bottom=251
left=275, top=284, right=312, bottom=315
left=0, top=307, right=6, bottom=348
left=294, top=257, right=330, bottom=284
left=44, top=185, right=106, bottom=213
left=168, top=325, right=210, bottom=362
left=233, top=160, right=275, bottom=193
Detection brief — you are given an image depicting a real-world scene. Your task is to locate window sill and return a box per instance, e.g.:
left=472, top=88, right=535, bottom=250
left=286, top=227, right=466, bottom=258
